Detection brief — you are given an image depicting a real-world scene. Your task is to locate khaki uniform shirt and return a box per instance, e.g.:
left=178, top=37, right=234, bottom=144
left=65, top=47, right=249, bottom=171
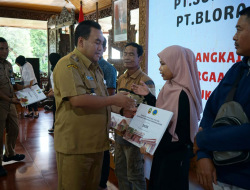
left=117, top=68, right=155, bottom=103
left=116, top=68, right=155, bottom=145
left=0, top=59, right=15, bottom=110
left=53, top=48, right=110, bottom=154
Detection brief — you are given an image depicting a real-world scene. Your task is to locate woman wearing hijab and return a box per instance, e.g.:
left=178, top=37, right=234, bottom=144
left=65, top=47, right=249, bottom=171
left=132, top=45, right=202, bottom=189
left=15, top=55, right=39, bottom=118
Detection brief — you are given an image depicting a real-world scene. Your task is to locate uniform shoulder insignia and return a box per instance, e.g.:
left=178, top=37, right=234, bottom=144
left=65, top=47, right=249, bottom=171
left=68, top=54, right=79, bottom=69
left=70, top=54, right=79, bottom=62
left=67, top=64, right=78, bottom=69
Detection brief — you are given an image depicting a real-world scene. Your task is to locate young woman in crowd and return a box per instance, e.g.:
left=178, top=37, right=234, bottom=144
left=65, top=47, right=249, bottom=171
left=132, top=45, right=202, bottom=189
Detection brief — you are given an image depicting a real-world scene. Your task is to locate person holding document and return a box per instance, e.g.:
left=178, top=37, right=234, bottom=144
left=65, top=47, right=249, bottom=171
left=53, top=20, right=135, bottom=190
left=114, top=42, right=156, bottom=190
left=15, top=55, right=39, bottom=118
left=132, top=45, right=202, bottom=190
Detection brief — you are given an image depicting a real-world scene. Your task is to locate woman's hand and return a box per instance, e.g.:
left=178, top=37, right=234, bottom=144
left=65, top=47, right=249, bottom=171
left=131, top=81, right=150, bottom=96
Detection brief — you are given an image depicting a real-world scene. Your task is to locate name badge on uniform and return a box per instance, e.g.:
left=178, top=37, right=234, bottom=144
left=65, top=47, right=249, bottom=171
left=86, top=76, right=94, bottom=81
left=10, top=77, right=15, bottom=85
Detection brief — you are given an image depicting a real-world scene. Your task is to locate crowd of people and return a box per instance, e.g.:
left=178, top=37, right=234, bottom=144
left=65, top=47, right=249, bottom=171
left=0, top=5, right=250, bottom=190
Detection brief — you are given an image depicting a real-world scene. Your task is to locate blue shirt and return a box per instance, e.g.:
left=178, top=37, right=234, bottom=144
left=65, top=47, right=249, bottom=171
left=98, top=58, right=117, bottom=89
left=196, top=57, right=250, bottom=189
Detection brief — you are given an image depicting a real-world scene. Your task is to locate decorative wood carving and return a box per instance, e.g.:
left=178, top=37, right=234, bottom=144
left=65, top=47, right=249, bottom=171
left=48, top=15, right=58, bottom=27
left=57, top=7, right=75, bottom=26
left=47, top=8, right=76, bottom=74
left=0, top=7, right=57, bottom=21
left=139, top=0, right=149, bottom=73
left=48, top=30, right=57, bottom=54
left=84, top=7, right=112, bottom=20
left=57, top=29, right=61, bottom=54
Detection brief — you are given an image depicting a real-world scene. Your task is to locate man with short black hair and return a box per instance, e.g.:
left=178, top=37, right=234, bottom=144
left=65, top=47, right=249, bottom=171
left=53, top=20, right=135, bottom=190
left=194, top=6, right=250, bottom=190
left=0, top=37, right=25, bottom=177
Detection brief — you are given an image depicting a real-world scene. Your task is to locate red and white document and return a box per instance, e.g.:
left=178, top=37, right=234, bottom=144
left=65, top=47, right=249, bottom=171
left=111, top=103, right=173, bottom=155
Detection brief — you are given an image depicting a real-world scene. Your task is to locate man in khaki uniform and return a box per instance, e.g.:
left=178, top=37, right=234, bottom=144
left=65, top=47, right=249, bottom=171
left=114, top=42, right=156, bottom=190
left=0, top=37, right=25, bottom=177
left=53, top=20, right=135, bottom=190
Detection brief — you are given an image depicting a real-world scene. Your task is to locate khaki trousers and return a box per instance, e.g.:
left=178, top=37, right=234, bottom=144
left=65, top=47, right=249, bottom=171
left=114, top=143, right=146, bottom=190
left=0, top=104, right=19, bottom=165
left=56, top=151, right=104, bottom=190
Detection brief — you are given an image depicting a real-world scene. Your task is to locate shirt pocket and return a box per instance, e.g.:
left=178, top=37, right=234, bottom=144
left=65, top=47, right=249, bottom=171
left=83, top=74, right=97, bottom=94
left=0, top=68, right=9, bottom=86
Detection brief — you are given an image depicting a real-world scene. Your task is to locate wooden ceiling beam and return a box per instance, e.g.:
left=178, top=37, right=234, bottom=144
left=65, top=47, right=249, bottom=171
left=0, top=0, right=139, bottom=25
left=0, top=6, right=59, bottom=21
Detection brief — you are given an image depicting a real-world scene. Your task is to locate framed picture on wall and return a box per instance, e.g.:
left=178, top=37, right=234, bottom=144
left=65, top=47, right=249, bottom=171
left=113, top=0, right=128, bottom=42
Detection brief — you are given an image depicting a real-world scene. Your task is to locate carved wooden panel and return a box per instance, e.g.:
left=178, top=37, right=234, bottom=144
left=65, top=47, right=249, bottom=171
left=47, top=7, right=76, bottom=75
left=84, top=7, right=112, bottom=20
left=48, top=15, right=58, bottom=27
left=0, top=7, right=56, bottom=21
left=139, top=0, right=148, bottom=73
left=48, top=7, right=75, bottom=28
left=57, top=7, right=75, bottom=26
left=48, top=29, right=57, bottom=54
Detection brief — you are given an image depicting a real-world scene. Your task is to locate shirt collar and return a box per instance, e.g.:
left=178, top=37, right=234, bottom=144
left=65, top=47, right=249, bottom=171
left=124, top=68, right=142, bottom=79
left=73, top=48, right=93, bottom=69
left=242, top=56, right=250, bottom=67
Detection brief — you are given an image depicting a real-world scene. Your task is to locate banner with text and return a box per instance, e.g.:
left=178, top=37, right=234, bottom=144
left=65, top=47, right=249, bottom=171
left=148, top=0, right=250, bottom=108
